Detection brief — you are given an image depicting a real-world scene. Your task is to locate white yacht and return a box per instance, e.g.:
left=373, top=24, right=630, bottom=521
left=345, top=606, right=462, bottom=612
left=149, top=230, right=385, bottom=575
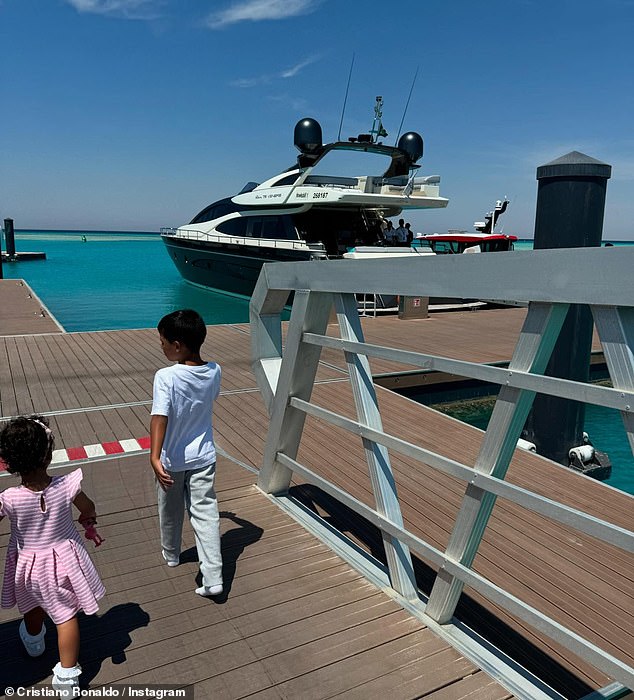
left=161, top=100, right=448, bottom=297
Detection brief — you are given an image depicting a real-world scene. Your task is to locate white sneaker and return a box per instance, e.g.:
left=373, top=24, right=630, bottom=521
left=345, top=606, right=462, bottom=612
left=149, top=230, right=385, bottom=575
left=52, top=662, right=82, bottom=697
left=19, top=620, right=46, bottom=657
left=195, top=584, right=223, bottom=597
left=161, top=550, right=179, bottom=567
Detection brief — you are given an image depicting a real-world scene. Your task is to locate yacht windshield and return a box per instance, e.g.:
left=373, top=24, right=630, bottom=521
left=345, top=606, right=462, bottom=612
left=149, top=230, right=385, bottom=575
left=309, top=149, right=395, bottom=180
left=189, top=198, right=247, bottom=225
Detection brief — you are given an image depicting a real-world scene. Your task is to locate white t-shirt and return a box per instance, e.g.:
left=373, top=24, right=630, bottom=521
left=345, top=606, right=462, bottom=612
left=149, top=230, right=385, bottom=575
left=151, top=362, right=221, bottom=471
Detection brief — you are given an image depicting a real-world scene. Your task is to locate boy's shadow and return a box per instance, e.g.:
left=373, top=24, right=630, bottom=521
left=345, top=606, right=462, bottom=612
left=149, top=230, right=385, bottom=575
left=182, top=511, right=263, bottom=603
left=0, top=603, right=149, bottom=691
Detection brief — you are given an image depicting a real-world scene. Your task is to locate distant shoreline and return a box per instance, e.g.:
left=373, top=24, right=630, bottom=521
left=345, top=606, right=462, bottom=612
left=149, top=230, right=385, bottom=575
left=15, top=229, right=159, bottom=235
left=9, top=230, right=634, bottom=244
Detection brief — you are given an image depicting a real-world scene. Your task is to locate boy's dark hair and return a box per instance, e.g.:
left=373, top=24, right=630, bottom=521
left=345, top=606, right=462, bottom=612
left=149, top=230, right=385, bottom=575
left=158, top=309, right=206, bottom=353
left=0, top=415, right=54, bottom=475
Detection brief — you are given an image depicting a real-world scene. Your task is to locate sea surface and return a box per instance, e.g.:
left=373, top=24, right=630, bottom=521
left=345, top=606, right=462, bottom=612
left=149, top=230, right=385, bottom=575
left=3, top=230, right=633, bottom=495
left=2, top=230, right=256, bottom=330
left=429, top=395, right=633, bottom=496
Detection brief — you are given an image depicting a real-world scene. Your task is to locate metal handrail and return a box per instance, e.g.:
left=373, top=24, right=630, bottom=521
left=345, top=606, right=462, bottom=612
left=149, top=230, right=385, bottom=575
left=273, top=449, right=632, bottom=687
left=286, top=396, right=633, bottom=551
left=161, top=226, right=320, bottom=252
left=250, top=247, right=634, bottom=692
left=302, top=333, right=634, bottom=414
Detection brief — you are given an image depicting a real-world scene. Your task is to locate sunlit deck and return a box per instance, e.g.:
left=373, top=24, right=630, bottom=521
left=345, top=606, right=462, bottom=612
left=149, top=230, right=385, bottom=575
left=0, top=273, right=632, bottom=699
left=3, top=452, right=514, bottom=697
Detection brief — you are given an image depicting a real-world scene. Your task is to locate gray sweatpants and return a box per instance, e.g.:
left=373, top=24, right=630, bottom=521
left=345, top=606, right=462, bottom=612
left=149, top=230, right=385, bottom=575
left=156, top=462, right=222, bottom=587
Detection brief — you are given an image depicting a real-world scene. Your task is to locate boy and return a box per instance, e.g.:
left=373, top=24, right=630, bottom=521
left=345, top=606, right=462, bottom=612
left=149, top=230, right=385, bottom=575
left=150, top=309, right=223, bottom=596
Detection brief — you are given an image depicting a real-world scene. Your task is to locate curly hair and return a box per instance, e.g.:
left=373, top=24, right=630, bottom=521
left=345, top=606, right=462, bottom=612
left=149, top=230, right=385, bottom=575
left=0, top=415, right=54, bottom=476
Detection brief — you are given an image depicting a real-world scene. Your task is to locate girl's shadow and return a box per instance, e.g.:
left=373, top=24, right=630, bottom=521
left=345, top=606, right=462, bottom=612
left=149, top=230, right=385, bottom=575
left=183, top=511, right=263, bottom=603
left=0, top=602, right=149, bottom=691
left=77, top=603, right=150, bottom=685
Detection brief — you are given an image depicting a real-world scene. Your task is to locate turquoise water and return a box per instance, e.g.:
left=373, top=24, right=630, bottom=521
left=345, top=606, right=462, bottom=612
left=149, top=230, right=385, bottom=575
left=2, top=231, right=258, bottom=331
left=431, top=397, right=634, bottom=496
left=1, top=234, right=545, bottom=333
left=3, top=230, right=633, bottom=495
left=4, top=234, right=630, bottom=333
left=502, top=239, right=633, bottom=251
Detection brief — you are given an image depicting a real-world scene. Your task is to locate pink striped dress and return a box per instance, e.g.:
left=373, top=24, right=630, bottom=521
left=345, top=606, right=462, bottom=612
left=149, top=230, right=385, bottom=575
left=0, top=469, right=105, bottom=624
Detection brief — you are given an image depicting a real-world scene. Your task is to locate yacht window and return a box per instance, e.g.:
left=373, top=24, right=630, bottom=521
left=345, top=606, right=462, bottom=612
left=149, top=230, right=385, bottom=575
left=431, top=241, right=460, bottom=254
left=482, top=240, right=513, bottom=252
left=189, top=198, right=246, bottom=225
left=217, top=217, right=249, bottom=236
left=249, top=216, right=295, bottom=240
left=272, top=174, right=300, bottom=187
left=190, top=204, right=217, bottom=225
left=261, top=218, right=285, bottom=238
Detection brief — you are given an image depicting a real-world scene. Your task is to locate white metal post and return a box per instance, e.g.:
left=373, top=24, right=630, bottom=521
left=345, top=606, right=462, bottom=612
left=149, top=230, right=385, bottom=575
left=249, top=277, right=290, bottom=411
left=592, top=306, right=634, bottom=454
left=257, top=290, right=334, bottom=495
left=425, top=302, right=569, bottom=623
left=335, top=292, right=418, bottom=600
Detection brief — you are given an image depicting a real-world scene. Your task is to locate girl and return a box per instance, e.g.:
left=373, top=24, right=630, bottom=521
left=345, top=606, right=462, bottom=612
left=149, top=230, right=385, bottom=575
left=0, top=415, right=105, bottom=692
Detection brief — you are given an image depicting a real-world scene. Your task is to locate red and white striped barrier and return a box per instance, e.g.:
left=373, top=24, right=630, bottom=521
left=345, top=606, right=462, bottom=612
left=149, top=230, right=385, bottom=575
left=51, top=436, right=151, bottom=464
left=0, top=436, right=151, bottom=472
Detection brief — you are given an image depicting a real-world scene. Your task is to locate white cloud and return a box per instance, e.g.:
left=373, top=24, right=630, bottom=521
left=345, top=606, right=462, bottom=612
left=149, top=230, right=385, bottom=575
left=231, top=77, right=261, bottom=88
left=65, top=0, right=165, bottom=20
left=231, top=55, right=319, bottom=88
left=206, top=0, right=321, bottom=29
left=267, top=94, right=309, bottom=112
left=280, top=56, right=318, bottom=78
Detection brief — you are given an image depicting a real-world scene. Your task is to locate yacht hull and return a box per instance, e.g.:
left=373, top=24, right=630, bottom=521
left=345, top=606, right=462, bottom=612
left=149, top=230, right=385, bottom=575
left=162, top=235, right=313, bottom=297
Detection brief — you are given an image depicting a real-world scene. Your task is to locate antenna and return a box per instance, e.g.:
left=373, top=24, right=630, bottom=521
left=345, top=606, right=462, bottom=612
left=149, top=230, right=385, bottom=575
left=369, top=96, right=387, bottom=144
left=394, top=66, right=419, bottom=145
left=337, top=53, right=355, bottom=142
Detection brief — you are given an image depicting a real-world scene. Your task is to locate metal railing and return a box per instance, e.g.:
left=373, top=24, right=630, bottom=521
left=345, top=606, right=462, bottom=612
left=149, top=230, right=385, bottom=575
left=249, top=246, right=634, bottom=693
left=160, top=226, right=321, bottom=252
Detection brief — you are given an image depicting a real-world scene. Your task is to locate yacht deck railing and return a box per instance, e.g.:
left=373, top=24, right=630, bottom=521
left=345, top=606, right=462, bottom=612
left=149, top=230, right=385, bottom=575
left=250, top=246, right=634, bottom=697
left=160, top=227, right=325, bottom=254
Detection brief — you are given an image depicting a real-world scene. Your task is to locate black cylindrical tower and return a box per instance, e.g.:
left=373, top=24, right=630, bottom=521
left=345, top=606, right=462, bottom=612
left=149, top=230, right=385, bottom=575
left=4, top=218, right=16, bottom=258
left=523, top=152, right=611, bottom=465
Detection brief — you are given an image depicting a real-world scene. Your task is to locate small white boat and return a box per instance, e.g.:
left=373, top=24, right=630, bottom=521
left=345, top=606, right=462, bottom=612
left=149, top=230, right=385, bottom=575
left=418, top=199, right=517, bottom=254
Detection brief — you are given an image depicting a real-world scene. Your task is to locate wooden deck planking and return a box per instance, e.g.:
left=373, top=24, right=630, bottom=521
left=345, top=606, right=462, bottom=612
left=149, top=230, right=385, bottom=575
left=333, top=657, right=515, bottom=700
left=53, top=331, right=152, bottom=406
left=291, top=381, right=633, bottom=692
left=1, top=324, right=629, bottom=692
left=370, top=384, right=629, bottom=524
left=0, top=454, right=509, bottom=698
left=0, top=324, right=343, bottom=424
left=314, top=309, right=603, bottom=383
left=182, top=376, right=633, bottom=694
left=44, top=407, right=147, bottom=448
left=54, top=332, right=138, bottom=408
left=4, top=338, right=34, bottom=415
left=0, top=280, right=62, bottom=336
left=0, top=289, right=631, bottom=697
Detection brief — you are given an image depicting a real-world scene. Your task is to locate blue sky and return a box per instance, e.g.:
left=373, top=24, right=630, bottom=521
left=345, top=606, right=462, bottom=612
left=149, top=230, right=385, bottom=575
left=1, top=0, right=633, bottom=238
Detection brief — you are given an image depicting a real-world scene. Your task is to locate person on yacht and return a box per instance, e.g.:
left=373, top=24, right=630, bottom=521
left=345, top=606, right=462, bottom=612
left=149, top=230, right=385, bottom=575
left=384, top=221, right=395, bottom=245
left=395, top=219, right=408, bottom=244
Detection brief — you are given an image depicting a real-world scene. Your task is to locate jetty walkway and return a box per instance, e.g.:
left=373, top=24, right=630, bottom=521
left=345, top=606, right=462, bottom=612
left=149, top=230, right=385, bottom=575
left=0, top=270, right=632, bottom=699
